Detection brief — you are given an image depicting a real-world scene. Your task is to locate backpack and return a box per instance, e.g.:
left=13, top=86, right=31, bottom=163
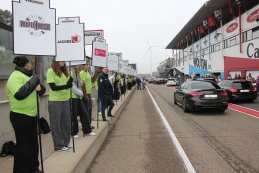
left=39, top=117, right=51, bottom=134
left=0, top=141, right=15, bottom=157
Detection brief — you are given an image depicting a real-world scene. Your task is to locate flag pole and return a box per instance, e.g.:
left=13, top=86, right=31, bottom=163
left=208, top=28, right=211, bottom=60
left=238, top=4, right=242, bottom=53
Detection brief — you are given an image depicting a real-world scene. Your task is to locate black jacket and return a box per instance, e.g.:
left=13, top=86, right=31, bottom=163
left=14, top=66, right=46, bottom=100
left=98, top=73, right=113, bottom=96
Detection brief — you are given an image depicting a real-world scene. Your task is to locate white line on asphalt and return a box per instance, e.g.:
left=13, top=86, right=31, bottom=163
left=146, top=86, right=196, bottom=173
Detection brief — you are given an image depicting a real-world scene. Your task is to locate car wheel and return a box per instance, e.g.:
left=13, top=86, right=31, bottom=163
left=183, top=99, right=190, bottom=113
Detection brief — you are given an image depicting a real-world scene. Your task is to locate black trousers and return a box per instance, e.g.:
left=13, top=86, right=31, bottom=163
left=10, top=111, right=39, bottom=173
left=137, top=83, right=141, bottom=90
left=100, top=95, right=115, bottom=120
left=82, top=94, right=92, bottom=125
left=71, top=98, right=92, bottom=135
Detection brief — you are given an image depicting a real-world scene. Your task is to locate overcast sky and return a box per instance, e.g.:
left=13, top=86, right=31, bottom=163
left=2, top=0, right=206, bottom=74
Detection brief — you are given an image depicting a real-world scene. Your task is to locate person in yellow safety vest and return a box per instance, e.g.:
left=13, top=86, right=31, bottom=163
left=127, top=76, right=133, bottom=90
left=6, top=56, right=46, bottom=173
left=80, top=60, right=101, bottom=129
left=46, top=60, right=73, bottom=152
left=70, top=65, right=96, bottom=138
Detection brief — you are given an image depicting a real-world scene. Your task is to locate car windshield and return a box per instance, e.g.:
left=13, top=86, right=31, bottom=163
left=190, top=81, right=220, bottom=89
left=168, top=79, right=175, bottom=81
left=232, top=81, right=252, bottom=89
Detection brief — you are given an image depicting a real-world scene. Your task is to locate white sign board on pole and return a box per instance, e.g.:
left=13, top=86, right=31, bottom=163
left=68, top=60, right=86, bottom=66
left=107, top=52, right=119, bottom=71
left=13, top=0, right=56, bottom=56
left=92, top=38, right=108, bottom=67
left=56, top=17, right=85, bottom=62
left=84, top=30, right=104, bottom=45
left=118, top=55, right=123, bottom=73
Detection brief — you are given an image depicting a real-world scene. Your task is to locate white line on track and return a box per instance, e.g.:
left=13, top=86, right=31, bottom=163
left=146, top=86, right=196, bottom=173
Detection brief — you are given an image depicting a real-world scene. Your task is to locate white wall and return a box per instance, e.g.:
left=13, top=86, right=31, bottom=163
left=172, top=4, right=259, bottom=75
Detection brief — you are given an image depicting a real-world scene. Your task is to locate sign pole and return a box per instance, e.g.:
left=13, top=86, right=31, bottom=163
left=97, top=97, right=99, bottom=129
left=35, top=56, right=44, bottom=173
left=69, top=62, right=75, bottom=153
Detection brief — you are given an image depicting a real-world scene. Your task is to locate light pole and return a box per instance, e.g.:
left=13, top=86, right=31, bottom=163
left=150, top=47, right=152, bottom=77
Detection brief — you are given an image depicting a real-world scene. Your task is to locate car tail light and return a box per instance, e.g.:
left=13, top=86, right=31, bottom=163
left=252, top=87, right=257, bottom=92
left=229, top=88, right=238, bottom=93
left=189, top=92, right=203, bottom=97
left=220, top=92, right=228, bottom=97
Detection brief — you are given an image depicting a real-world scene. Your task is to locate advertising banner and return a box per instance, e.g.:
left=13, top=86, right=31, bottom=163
left=13, top=0, right=56, bottom=56
left=56, top=17, right=85, bottom=62
left=118, top=54, right=123, bottom=73
left=92, top=37, right=108, bottom=67
left=107, top=52, right=119, bottom=71
left=122, top=60, right=129, bottom=74
left=84, top=30, right=104, bottom=45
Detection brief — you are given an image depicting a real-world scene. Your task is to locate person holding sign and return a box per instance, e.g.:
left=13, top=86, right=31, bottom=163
left=71, top=65, right=96, bottom=137
left=46, top=60, right=73, bottom=151
left=6, top=56, right=46, bottom=173
left=80, top=60, right=101, bottom=128
left=98, top=67, right=115, bottom=121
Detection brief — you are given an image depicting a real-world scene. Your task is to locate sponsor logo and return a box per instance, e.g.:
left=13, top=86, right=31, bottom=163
left=20, top=14, right=50, bottom=37
left=71, top=35, right=81, bottom=43
left=25, top=0, right=43, bottom=5
left=247, top=9, right=259, bottom=23
left=193, top=57, right=207, bottom=70
left=247, top=43, right=259, bottom=58
left=57, top=35, right=81, bottom=44
left=62, top=18, right=75, bottom=23
left=226, top=22, right=238, bottom=33
left=85, top=32, right=101, bottom=36
left=94, top=48, right=106, bottom=57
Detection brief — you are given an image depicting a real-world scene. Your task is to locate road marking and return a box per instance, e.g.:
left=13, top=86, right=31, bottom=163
left=228, top=103, right=259, bottom=119
left=146, top=87, right=196, bottom=173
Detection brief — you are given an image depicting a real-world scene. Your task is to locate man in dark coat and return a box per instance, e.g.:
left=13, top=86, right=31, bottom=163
left=98, top=67, right=115, bottom=121
left=136, top=78, right=141, bottom=90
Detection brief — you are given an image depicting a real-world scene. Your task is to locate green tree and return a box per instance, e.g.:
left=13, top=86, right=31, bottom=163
left=0, top=9, right=12, bottom=26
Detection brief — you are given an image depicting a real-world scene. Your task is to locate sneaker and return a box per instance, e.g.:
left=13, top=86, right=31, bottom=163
left=56, top=147, right=70, bottom=152
left=84, top=132, right=96, bottom=136
left=108, top=115, right=114, bottom=117
left=90, top=126, right=95, bottom=129
left=73, top=135, right=79, bottom=138
left=66, top=144, right=73, bottom=149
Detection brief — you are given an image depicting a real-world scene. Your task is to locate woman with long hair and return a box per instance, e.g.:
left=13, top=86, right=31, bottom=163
left=46, top=60, right=73, bottom=151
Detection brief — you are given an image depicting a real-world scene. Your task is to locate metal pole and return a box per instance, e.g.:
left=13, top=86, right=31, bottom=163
left=69, top=62, right=75, bottom=153
left=35, top=56, right=44, bottom=173
left=97, top=96, right=99, bottom=129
